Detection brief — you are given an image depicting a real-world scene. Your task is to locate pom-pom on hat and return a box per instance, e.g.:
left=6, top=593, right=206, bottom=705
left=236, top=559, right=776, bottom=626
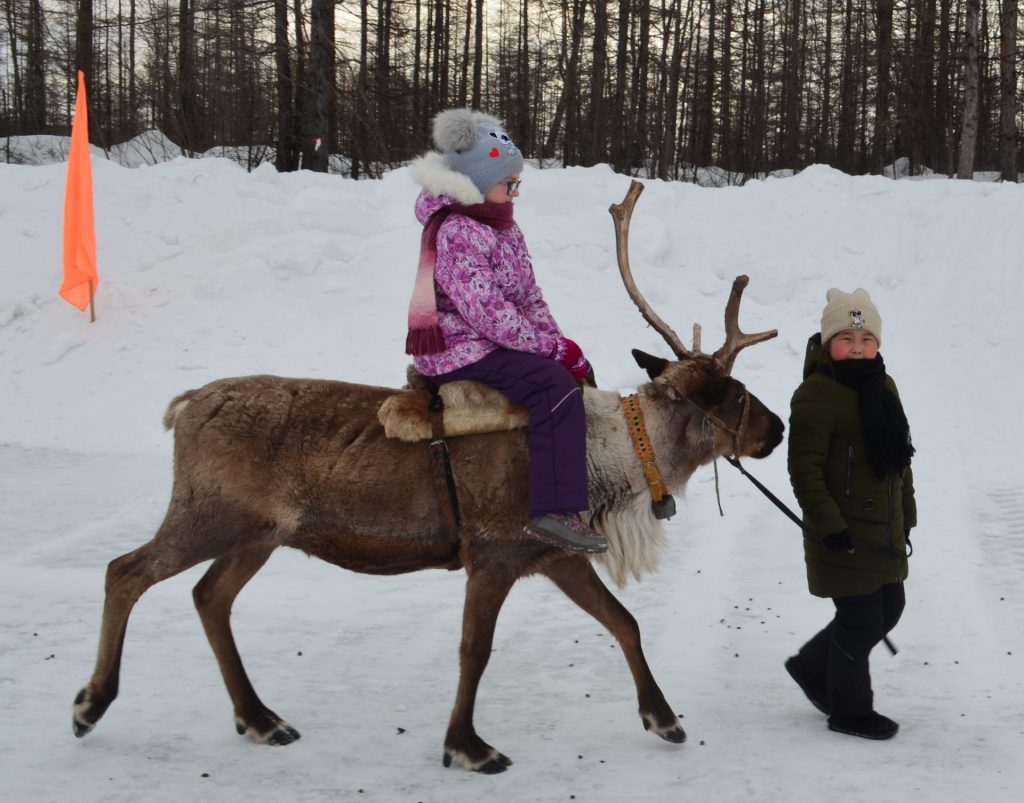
left=432, top=108, right=524, bottom=199
left=821, top=287, right=882, bottom=347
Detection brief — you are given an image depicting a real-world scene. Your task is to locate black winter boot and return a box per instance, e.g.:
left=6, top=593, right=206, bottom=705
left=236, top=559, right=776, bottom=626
left=785, top=656, right=829, bottom=714
left=827, top=711, right=899, bottom=740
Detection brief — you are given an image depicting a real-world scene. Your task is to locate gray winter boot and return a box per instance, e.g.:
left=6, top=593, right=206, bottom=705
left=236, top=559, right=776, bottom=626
left=524, top=513, right=608, bottom=554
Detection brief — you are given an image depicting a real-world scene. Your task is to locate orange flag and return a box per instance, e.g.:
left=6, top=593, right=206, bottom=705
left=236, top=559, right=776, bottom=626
left=60, top=70, right=98, bottom=318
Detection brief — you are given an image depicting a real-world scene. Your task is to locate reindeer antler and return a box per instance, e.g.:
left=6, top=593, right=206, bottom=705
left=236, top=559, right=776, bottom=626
left=610, top=181, right=692, bottom=359
left=711, top=276, right=778, bottom=374
left=610, top=180, right=777, bottom=373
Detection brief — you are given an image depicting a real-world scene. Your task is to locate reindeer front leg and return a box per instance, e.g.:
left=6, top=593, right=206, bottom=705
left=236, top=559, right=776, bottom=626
left=544, top=555, right=686, bottom=744
left=443, top=566, right=517, bottom=773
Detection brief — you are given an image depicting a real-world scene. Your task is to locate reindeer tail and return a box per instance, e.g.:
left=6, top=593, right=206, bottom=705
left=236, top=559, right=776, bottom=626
left=163, top=390, right=198, bottom=431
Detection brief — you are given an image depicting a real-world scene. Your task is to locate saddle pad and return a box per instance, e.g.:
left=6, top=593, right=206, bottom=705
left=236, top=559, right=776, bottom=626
left=378, top=379, right=529, bottom=442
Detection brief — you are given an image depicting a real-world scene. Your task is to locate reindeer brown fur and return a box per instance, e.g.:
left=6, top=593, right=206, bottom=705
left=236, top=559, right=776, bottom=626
left=72, top=182, right=784, bottom=773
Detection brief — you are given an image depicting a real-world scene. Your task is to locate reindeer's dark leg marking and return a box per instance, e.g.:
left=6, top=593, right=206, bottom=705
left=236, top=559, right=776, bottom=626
left=72, top=517, right=212, bottom=737
left=443, top=564, right=517, bottom=773
left=543, top=555, right=686, bottom=744
left=191, top=543, right=299, bottom=745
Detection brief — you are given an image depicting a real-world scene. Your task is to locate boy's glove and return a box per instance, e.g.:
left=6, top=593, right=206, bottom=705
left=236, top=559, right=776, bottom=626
left=822, top=529, right=855, bottom=553
left=552, top=337, right=591, bottom=382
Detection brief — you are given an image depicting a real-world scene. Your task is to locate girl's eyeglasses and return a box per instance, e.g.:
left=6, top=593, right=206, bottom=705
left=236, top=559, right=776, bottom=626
left=505, top=180, right=522, bottom=195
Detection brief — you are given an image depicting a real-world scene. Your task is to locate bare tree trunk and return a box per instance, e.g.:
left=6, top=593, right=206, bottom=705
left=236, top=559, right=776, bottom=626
left=779, top=0, right=801, bottom=168
left=472, top=0, right=483, bottom=107
left=26, top=0, right=47, bottom=131
left=587, top=0, right=608, bottom=165
left=936, top=0, right=953, bottom=173
left=293, top=0, right=309, bottom=165
left=3, top=0, right=23, bottom=132
left=612, top=0, right=629, bottom=172
left=632, top=0, right=650, bottom=171
left=719, top=0, right=734, bottom=169
left=351, top=0, right=368, bottom=179
left=274, top=0, right=297, bottom=171
left=836, top=0, right=856, bottom=172
left=128, top=0, right=136, bottom=134
left=998, top=0, right=1018, bottom=181
left=872, top=0, right=893, bottom=174
left=307, top=0, right=334, bottom=172
left=957, top=0, right=980, bottom=179
left=177, top=0, right=195, bottom=154
left=76, top=0, right=96, bottom=140
left=546, top=0, right=586, bottom=161
left=660, top=0, right=686, bottom=179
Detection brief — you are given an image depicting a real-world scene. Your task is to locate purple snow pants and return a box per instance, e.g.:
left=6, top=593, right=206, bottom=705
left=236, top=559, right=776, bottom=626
left=431, top=348, right=588, bottom=517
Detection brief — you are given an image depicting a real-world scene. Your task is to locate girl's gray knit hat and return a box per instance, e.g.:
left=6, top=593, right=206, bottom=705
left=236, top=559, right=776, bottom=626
left=432, top=108, right=523, bottom=198
left=820, top=287, right=882, bottom=346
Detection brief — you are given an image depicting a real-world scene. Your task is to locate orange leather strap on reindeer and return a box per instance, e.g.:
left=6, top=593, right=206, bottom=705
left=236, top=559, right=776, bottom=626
left=621, top=394, right=670, bottom=504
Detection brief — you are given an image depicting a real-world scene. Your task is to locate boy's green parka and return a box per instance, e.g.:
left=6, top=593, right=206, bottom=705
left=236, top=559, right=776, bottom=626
left=788, top=334, right=916, bottom=598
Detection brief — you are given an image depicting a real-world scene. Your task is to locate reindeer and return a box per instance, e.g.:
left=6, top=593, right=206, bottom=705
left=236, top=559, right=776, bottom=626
left=72, top=181, right=784, bottom=773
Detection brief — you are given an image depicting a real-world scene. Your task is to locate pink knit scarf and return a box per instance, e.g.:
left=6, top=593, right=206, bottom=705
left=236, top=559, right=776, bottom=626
left=405, top=201, right=516, bottom=355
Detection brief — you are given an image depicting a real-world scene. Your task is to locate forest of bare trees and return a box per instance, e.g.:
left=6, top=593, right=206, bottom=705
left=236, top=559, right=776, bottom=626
left=1, top=1, right=1020, bottom=180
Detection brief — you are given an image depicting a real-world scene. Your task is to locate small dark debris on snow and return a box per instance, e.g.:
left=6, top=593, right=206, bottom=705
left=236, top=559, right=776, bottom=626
left=734, top=653, right=740, bottom=658
left=585, top=693, right=591, bottom=698
left=201, top=773, right=210, bottom=778
left=700, top=740, right=706, bottom=746
left=45, top=654, right=55, bottom=660
left=396, top=727, right=406, bottom=734
left=578, top=754, right=583, bottom=759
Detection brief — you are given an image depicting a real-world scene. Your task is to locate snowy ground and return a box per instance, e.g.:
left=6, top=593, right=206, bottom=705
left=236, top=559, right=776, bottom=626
left=1, top=150, right=1022, bottom=802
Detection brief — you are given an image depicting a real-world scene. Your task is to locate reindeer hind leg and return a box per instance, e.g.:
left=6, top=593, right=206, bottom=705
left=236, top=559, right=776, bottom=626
left=72, top=511, right=215, bottom=737
left=443, top=565, right=517, bottom=773
left=543, top=555, right=686, bottom=744
left=191, top=542, right=299, bottom=745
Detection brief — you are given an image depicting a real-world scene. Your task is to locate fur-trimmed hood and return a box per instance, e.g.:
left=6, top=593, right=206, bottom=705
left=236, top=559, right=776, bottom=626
left=411, top=151, right=486, bottom=206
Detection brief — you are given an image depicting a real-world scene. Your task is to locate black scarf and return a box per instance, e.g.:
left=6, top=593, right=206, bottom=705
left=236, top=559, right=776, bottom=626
left=820, top=355, right=915, bottom=479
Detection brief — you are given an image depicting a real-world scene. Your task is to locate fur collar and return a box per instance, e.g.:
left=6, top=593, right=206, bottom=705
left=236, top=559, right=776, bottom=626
left=411, top=151, right=485, bottom=205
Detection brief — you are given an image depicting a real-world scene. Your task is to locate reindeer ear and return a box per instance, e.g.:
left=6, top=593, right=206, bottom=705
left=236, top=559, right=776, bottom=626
left=632, top=349, right=670, bottom=379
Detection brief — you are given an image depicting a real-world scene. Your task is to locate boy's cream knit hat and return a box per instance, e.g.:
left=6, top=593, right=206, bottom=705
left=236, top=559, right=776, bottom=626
left=820, top=287, right=882, bottom=346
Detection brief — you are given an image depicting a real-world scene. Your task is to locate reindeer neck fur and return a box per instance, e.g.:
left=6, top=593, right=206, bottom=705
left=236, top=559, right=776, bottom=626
left=581, top=362, right=744, bottom=588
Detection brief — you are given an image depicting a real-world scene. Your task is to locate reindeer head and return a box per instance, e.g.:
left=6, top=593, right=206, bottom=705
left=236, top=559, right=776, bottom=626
left=610, top=181, right=784, bottom=462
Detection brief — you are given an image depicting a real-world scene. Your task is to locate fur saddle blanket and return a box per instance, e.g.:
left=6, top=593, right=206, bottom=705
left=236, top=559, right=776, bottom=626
left=378, top=367, right=529, bottom=442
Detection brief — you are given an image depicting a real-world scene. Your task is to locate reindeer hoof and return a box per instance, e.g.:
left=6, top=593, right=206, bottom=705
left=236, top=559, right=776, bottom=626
left=72, top=716, right=94, bottom=738
left=235, top=715, right=301, bottom=745
left=267, top=725, right=301, bottom=746
left=442, top=747, right=513, bottom=772
left=642, top=714, right=687, bottom=744
left=477, top=755, right=512, bottom=774
left=72, top=687, right=102, bottom=738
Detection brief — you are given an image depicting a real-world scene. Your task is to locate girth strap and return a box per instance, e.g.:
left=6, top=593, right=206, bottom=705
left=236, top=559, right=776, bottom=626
left=428, top=394, right=462, bottom=543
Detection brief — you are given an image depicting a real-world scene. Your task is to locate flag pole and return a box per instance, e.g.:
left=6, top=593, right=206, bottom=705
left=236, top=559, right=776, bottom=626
left=88, top=280, right=96, bottom=322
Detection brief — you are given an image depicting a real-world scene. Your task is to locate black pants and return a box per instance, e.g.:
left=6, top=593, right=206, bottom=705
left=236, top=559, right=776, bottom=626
left=796, top=581, right=905, bottom=718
